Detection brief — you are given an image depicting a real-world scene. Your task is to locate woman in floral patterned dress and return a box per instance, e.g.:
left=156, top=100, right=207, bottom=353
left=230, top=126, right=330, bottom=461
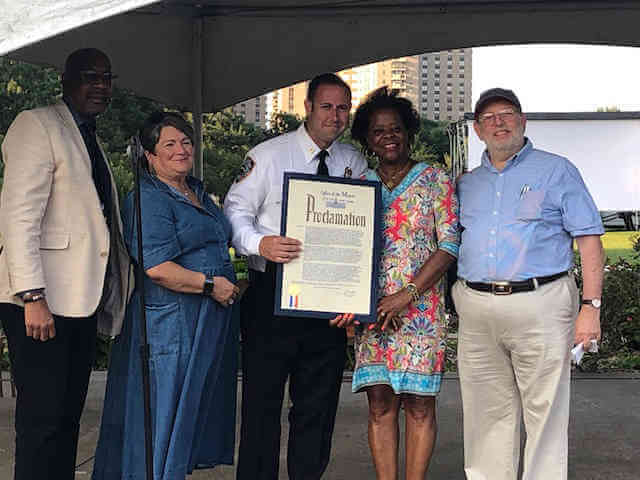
left=350, top=87, right=459, bottom=480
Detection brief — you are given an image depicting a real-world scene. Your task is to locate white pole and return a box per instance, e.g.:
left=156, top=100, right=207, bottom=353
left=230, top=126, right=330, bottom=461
left=192, top=18, right=204, bottom=180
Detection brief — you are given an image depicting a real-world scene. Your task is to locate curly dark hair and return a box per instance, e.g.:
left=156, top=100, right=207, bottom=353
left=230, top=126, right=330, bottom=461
left=351, top=86, right=421, bottom=157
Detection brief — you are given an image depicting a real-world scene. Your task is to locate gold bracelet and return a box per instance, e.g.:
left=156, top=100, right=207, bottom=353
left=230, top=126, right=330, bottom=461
left=405, top=283, right=420, bottom=304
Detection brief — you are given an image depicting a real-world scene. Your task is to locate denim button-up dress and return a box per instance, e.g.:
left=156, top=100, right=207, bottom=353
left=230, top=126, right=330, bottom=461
left=92, top=173, right=238, bottom=480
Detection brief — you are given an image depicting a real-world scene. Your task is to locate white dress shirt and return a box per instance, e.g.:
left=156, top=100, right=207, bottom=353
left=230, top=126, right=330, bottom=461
left=224, top=123, right=367, bottom=271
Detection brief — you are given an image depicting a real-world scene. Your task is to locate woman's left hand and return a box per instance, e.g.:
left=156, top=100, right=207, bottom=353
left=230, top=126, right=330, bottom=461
left=212, top=276, right=240, bottom=307
left=374, top=289, right=412, bottom=332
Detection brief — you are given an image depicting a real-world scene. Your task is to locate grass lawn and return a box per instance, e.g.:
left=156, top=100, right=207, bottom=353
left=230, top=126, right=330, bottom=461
left=600, top=231, right=638, bottom=263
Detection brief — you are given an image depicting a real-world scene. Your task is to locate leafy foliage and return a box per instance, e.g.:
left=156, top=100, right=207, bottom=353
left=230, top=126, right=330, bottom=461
left=572, top=237, right=640, bottom=371
left=267, top=111, right=302, bottom=136
left=201, top=110, right=270, bottom=200
left=0, top=59, right=61, bottom=132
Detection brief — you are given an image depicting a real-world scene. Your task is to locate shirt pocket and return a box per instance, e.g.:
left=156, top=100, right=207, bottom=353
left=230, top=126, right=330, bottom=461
left=146, top=302, right=180, bottom=356
left=516, top=190, right=545, bottom=221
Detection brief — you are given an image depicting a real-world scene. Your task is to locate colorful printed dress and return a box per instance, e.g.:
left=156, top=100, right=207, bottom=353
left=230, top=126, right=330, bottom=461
left=352, top=162, right=459, bottom=395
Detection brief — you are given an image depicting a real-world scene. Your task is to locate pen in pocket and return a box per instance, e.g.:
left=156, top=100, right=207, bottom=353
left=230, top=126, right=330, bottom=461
left=519, top=184, right=530, bottom=199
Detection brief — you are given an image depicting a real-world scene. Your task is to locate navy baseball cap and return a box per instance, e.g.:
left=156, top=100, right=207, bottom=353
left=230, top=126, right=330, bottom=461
left=474, top=88, right=522, bottom=120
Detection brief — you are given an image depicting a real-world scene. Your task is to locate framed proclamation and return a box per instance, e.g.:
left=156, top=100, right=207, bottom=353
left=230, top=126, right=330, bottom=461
left=274, top=172, right=382, bottom=323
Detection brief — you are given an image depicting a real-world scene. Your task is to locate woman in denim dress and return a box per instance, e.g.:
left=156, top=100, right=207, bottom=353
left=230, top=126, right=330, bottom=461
left=92, top=112, right=240, bottom=480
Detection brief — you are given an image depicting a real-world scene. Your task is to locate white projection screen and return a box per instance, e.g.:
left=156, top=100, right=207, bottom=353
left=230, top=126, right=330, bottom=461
left=466, top=114, right=640, bottom=211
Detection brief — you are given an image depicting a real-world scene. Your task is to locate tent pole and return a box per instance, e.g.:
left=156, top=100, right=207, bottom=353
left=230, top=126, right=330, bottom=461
left=132, top=141, right=155, bottom=480
left=193, top=17, right=204, bottom=180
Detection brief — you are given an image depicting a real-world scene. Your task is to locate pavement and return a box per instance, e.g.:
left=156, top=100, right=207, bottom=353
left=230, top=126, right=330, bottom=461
left=0, top=372, right=639, bottom=479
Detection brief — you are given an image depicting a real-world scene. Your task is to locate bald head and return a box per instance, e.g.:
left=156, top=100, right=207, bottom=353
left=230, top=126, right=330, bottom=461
left=62, top=48, right=113, bottom=117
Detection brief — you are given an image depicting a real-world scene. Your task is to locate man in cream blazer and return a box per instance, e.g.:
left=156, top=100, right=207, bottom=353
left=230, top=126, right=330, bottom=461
left=0, top=48, right=131, bottom=480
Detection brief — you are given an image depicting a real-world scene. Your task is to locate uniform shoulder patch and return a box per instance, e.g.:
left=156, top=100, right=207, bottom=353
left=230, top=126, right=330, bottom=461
left=234, top=156, right=256, bottom=183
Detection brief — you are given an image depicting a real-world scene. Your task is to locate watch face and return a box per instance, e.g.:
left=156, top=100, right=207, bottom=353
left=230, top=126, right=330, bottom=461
left=584, top=298, right=601, bottom=308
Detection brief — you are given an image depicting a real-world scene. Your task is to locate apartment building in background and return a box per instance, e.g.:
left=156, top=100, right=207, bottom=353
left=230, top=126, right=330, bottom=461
left=264, top=57, right=421, bottom=121
left=229, top=94, right=268, bottom=128
left=230, top=48, right=472, bottom=127
left=418, top=48, right=472, bottom=121
left=338, top=62, right=379, bottom=111
left=376, top=56, right=420, bottom=109
left=270, top=81, right=308, bottom=119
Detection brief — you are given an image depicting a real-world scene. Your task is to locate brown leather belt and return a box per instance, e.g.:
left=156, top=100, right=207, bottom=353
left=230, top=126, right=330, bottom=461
left=464, top=271, right=568, bottom=295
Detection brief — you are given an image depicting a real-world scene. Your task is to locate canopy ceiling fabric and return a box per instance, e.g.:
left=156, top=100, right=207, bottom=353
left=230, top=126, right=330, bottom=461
left=2, top=1, right=640, bottom=111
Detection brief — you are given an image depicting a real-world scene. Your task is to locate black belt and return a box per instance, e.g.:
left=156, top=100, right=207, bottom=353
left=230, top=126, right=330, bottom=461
left=464, top=271, right=568, bottom=295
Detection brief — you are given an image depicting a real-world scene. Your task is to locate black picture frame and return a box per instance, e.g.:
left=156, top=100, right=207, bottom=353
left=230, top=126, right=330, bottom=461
left=274, top=172, right=382, bottom=323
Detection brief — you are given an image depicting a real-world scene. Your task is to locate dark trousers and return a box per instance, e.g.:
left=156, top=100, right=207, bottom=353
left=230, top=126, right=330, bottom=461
left=0, top=303, right=97, bottom=480
left=237, top=264, right=347, bottom=480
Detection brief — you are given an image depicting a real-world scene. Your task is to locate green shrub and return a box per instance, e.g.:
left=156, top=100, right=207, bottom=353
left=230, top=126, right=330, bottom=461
left=573, top=235, right=640, bottom=371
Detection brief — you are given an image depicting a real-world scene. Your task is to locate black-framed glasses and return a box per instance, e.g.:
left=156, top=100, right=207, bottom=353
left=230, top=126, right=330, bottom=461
left=478, top=109, right=517, bottom=125
left=79, top=70, right=118, bottom=86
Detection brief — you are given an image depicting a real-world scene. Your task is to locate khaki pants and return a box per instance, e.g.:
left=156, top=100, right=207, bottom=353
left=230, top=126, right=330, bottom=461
left=452, top=275, right=579, bottom=480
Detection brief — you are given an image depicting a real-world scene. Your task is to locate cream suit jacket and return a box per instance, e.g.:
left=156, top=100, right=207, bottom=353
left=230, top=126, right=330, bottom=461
left=0, top=102, right=132, bottom=336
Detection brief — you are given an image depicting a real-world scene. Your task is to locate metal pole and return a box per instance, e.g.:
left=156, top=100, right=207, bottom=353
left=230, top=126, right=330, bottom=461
left=192, top=18, right=204, bottom=180
left=133, top=143, right=154, bottom=480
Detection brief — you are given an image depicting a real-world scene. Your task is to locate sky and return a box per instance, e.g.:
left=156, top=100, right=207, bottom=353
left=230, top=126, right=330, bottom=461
left=473, top=44, right=640, bottom=112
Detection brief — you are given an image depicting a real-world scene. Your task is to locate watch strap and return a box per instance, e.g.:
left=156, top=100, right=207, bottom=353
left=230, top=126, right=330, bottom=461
left=21, top=290, right=46, bottom=303
left=581, top=298, right=601, bottom=308
left=202, top=276, right=215, bottom=296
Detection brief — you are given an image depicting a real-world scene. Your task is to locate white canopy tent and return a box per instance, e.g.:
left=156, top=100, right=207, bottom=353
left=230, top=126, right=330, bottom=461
left=2, top=0, right=640, bottom=176
left=3, top=1, right=640, bottom=111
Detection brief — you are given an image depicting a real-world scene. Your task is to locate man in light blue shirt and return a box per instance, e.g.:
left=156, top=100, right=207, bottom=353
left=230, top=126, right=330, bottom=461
left=452, top=88, right=604, bottom=480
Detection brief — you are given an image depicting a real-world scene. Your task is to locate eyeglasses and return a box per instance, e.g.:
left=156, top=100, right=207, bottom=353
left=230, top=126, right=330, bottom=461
left=79, top=70, right=118, bottom=86
left=478, top=109, right=518, bottom=125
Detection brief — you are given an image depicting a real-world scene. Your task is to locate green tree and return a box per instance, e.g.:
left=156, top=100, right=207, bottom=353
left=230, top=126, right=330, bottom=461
left=97, top=87, right=164, bottom=160
left=202, top=110, right=270, bottom=200
left=0, top=59, right=61, bottom=133
left=267, top=111, right=302, bottom=137
left=414, top=118, right=449, bottom=166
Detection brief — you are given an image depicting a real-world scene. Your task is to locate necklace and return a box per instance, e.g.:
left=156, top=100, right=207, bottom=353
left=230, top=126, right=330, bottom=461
left=174, top=181, right=198, bottom=203
left=377, top=160, right=413, bottom=190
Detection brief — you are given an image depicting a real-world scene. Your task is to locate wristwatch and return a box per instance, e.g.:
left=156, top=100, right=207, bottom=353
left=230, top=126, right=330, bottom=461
left=202, top=276, right=215, bottom=296
left=581, top=298, right=602, bottom=309
left=21, top=289, right=46, bottom=303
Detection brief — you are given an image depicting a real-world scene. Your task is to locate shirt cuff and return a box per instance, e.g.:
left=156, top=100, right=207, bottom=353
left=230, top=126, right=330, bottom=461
left=569, top=226, right=605, bottom=238
left=246, top=233, right=264, bottom=257
left=16, top=288, right=45, bottom=300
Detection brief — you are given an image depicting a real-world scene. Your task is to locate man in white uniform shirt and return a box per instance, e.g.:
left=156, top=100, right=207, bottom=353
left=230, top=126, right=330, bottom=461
left=224, top=73, right=367, bottom=480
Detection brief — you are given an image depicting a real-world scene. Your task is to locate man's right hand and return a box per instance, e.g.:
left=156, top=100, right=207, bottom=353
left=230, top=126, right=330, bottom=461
left=259, top=235, right=302, bottom=263
left=24, top=299, right=56, bottom=341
